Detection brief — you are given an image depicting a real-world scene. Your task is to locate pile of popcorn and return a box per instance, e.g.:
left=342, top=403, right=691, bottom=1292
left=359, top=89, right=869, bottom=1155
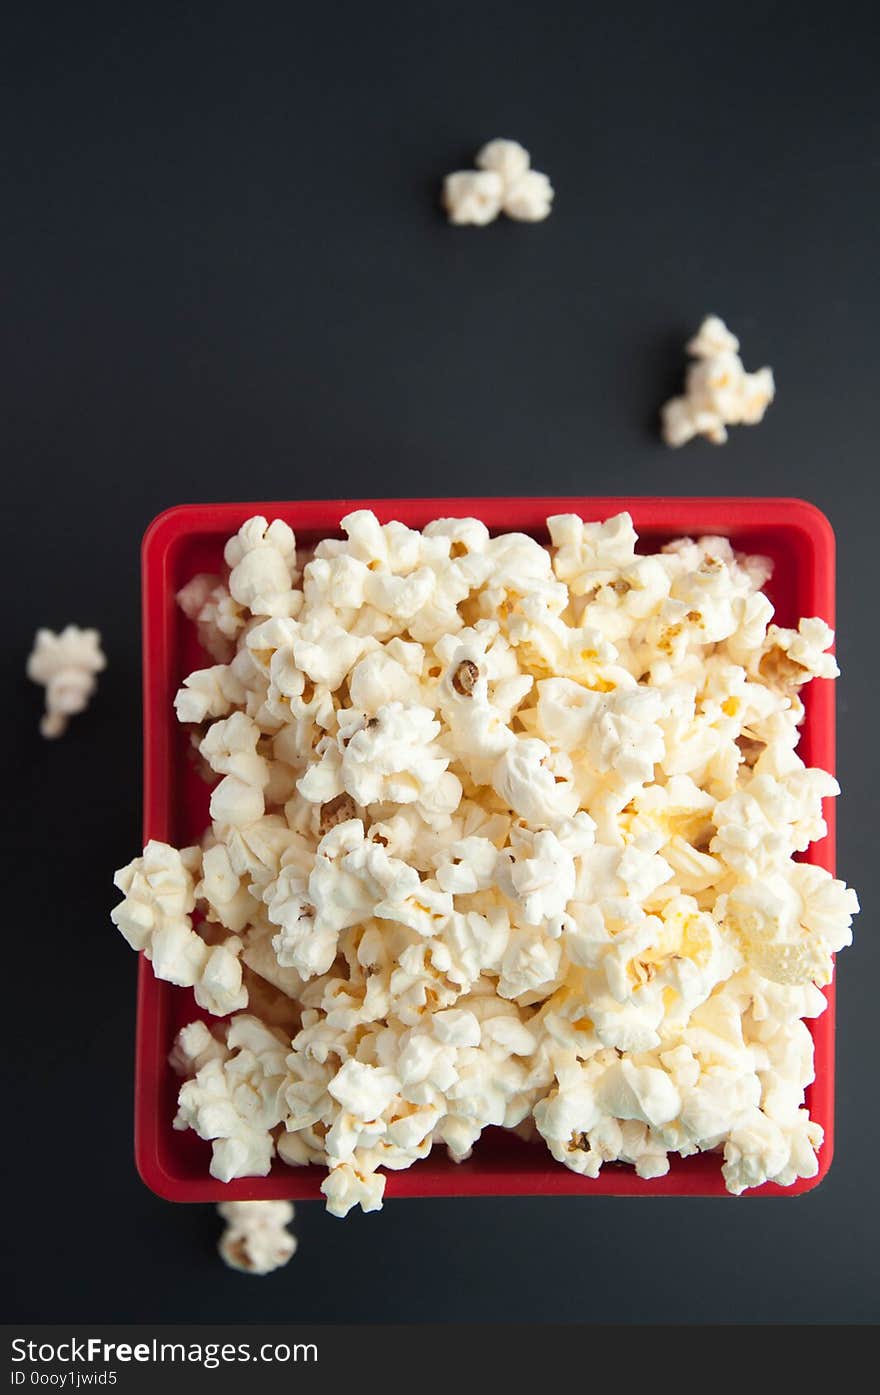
left=112, top=510, right=858, bottom=1216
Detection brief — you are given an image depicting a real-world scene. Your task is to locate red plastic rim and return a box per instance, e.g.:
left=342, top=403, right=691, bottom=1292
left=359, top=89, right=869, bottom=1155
left=135, top=497, right=837, bottom=1202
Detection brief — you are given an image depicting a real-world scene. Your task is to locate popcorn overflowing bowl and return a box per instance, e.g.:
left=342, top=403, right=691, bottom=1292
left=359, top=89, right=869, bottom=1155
left=126, top=497, right=851, bottom=1209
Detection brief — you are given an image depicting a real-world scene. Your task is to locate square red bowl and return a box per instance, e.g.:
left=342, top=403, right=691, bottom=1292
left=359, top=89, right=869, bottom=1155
left=136, top=497, right=837, bottom=1202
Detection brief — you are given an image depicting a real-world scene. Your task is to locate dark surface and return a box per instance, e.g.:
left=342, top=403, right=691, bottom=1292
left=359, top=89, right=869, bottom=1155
left=2, top=0, right=877, bottom=1324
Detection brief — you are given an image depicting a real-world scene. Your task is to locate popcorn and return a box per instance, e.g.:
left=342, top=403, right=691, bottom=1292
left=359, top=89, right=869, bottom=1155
left=442, top=170, right=503, bottom=226
left=661, top=315, right=775, bottom=447
left=501, top=169, right=554, bottom=223
left=210, top=775, right=265, bottom=829
left=475, top=138, right=554, bottom=222
left=114, top=509, right=857, bottom=1212
left=224, top=517, right=300, bottom=616
left=169, top=1020, right=229, bottom=1077
left=327, top=1059, right=400, bottom=1119
left=493, top=739, right=580, bottom=825
left=174, top=1015, right=289, bottom=1181
left=177, top=575, right=245, bottom=663
left=200, top=711, right=269, bottom=788
left=498, top=927, right=563, bottom=1000
left=111, top=841, right=248, bottom=1015
left=598, top=1059, right=681, bottom=1129
left=757, top=617, right=839, bottom=691
left=27, top=625, right=106, bottom=739
left=217, top=1200, right=297, bottom=1275
left=306, top=707, right=461, bottom=830
left=321, top=1163, right=386, bottom=1218
left=443, top=138, right=554, bottom=225
left=548, top=513, right=639, bottom=594
left=198, top=843, right=258, bottom=934
left=175, top=665, right=247, bottom=724
left=500, top=822, right=593, bottom=929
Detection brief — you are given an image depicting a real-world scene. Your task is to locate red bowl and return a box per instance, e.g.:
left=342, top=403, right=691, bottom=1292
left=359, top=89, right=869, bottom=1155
left=136, top=497, right=837, bottom=1202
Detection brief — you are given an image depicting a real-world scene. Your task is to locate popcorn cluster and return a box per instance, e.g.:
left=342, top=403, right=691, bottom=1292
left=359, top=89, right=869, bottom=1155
left=216, top=1201, right=297, bottom=1275
left=661, top=316, right=775, bottom=447
left=443, top=139, right=554, bottom=225
left=113, top=511, right=858, bottom=1216
left=27, top=625, right=106, bottom=738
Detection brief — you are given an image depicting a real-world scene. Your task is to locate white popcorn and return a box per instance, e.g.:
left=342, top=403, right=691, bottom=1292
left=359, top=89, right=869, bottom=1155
left=349, top=649, right=422, bottom=712
left=548, top=513, right=639, bottom=594
left=198, top=843, right=257, bottom=934
left=757, top=617, right=839, bottom=690
left=195, top=939, right=249, bottom=1016
left=442, top=170, right=503, bottom=226
left=112, top=840, right=200, bottom=956
left=177, top=575, right=245, bottom=663
left=327, top=1059, right=400, bottom=1119
left=174, top=1015, right=289, bottom=1181
left=476, top=138, right=554, bottom=222
left=224, top=517, right=299, bottom=616
left=217, top=1200, right=297, bottom=1275
left=27, top=625, right=106, bottom=739
left=210, top=775, right=265, bottom=829
left=112, top=841, right=248, bottom=1015
left=501, top=169, right=554, bottom=222
left=169, top=1020, right=230, bottom=1077
left=687, top=314, right=740, bottom=358
left=493, top=738, right=580, bottom=826
left=301, top=703, right=461, bottom=829
left=115, top=508, right=857, bottom=1211
left=175, top=665, right=247, bottom=724
left=444, top=138, right=554, bottom=225
left=661, top=315, right=775, bottom=447
left=500, top=824, right=586, bottom=928
left=321, top=1163, right=386, bottom=1218
left=598, top=1059, right=681, bottom=1129
left=475, top=138, right=531, bottom=187
left=498, top=927, right=563, bottom=1000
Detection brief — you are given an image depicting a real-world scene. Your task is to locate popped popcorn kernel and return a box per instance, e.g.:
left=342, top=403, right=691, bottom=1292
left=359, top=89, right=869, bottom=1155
left=27, top=625, right=106, bottom=739
left=661, top=315, right=775, bottom=447
left=217, top=1200, right=297, bottom=1275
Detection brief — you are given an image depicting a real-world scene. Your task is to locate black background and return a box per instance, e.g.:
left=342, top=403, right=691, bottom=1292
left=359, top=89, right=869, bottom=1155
left=3, top=0, right=877, bottom=1324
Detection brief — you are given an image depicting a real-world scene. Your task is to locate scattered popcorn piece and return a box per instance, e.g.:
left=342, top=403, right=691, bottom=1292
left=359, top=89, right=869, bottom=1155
left=444, top=138, right=554, bottom=225
left=661, top=315, right=775, bottom=447
left=27, top=626, right=106, bottom=739
left=177, top=576, right=245, bottom=663
left=217, top=1200, right=297, bottom=1275
left=114, top=509, right=857, bottom=1213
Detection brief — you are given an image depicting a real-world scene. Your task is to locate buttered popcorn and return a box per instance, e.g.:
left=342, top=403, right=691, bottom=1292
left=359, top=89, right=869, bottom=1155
left=114, top=510, right=858, bottom=1218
